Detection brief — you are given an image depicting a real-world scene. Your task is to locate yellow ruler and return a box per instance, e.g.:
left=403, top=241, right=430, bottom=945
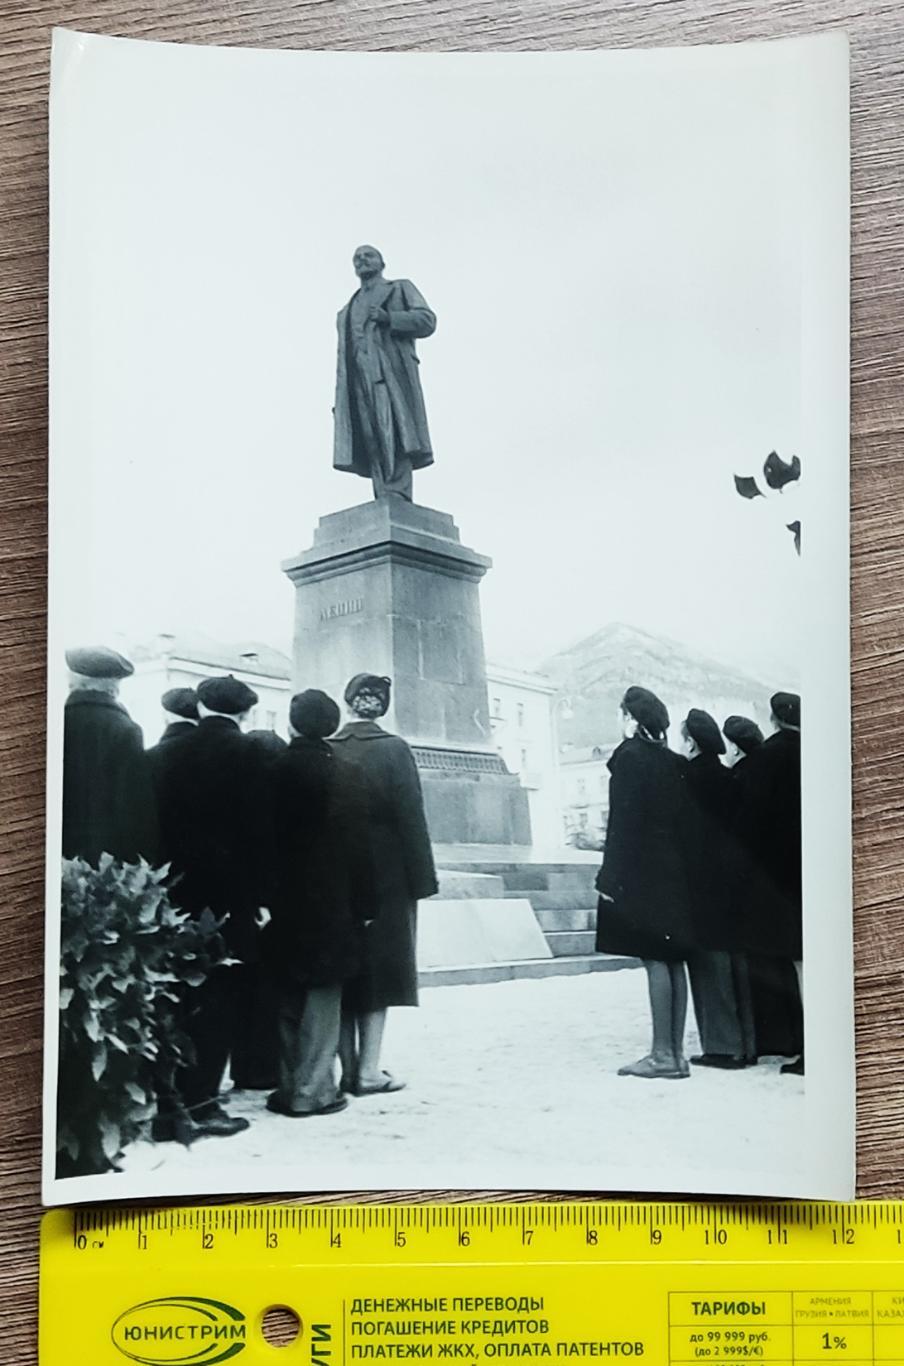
left=40, top=1202, right=904, bottom=1365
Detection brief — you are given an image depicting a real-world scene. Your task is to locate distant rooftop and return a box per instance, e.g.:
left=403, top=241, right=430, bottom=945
left=132, top=632, right=292, bottom=681
left=486, top=661, right=556, bottom=692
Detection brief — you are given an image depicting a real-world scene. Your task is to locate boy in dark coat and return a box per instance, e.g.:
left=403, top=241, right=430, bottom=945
left=267, top=690, right=371, bottom=1118
left=724, top=713, right=802, bottom=1062
left=733, top=692, right=803, bottom=1074
left=155, top=673, right=275, bottom=1136
left=62, top=646, right=158, bottom=866
left=681, top=708, right=755, bottom=1070
left=333, top=672, right=438, bottom=1095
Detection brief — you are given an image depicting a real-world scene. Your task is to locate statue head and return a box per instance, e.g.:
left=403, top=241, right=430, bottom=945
left=353, top=244, right=385, bottom=281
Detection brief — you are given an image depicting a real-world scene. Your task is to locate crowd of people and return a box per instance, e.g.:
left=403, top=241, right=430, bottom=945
left=61, top=646, right=437, bottom=1142
left=595, top=685, right=802, bottom=1080
left=59, top=645, right=803, bottom=1153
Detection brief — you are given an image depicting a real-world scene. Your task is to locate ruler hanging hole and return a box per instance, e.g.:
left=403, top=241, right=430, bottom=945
left=262, top=1305, right=302, bottom=1347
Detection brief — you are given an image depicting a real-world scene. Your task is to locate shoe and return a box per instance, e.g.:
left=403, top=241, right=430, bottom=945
left=196, top=1110, right=251, bottom=1138
left=780, top=1056, right=804, bottom=1076
left=617, top=1056, right=688, bottom=1080
left=151, top=1112, right=203, bottom=1144
left=351, top=1071, right=406, bottom=1096
left=690, top=1054, right=747, bottom=1070
left=266, top=1091, right=349, bottom=1118
left=231, top=1077, right=278, bottom=1092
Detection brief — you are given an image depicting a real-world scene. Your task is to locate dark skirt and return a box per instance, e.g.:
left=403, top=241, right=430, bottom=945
left=344, top=897, right=419, bottom=1012
left=595, top=896, right=689, bottom=963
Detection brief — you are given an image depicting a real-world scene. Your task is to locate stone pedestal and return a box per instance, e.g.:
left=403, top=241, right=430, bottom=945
left=281, top=498, right=531, bottom=845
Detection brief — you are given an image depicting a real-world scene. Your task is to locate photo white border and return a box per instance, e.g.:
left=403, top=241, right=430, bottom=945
left=42, top=28, right=853, bottom=1206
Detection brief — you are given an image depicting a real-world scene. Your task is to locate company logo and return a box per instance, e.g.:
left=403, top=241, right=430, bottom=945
left=111, top=1296, right=247, bottom=1366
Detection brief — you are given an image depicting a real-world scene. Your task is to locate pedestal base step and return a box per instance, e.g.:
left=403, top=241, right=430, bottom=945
left=545, top=930, right=597, bottom=957
left=419, top=953, right=639, bottom=988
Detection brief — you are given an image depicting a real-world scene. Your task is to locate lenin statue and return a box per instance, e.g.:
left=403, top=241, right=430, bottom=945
left=333, top=245, right=436, bottom=501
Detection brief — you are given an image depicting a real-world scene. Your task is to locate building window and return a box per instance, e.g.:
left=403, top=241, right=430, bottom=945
left=600, top=773, right=607, bottom=794
left=578, top=811, right=589, bottom=830
left=266, top=710, right=277, bottom=731
left=517, top=702, right=525, bottom=729
left=520, top=747, right=528, bottom=769
left=248, top=707, right=258, bottom=728
left=492, top=697, right=502, bottom=718
left=577, top=779, right=587, bottom=801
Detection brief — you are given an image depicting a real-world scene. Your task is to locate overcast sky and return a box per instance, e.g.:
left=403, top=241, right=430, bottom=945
left=50, top=33, right=844, bottom=685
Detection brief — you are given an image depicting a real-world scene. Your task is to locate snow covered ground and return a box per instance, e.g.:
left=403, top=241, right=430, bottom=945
left=125, top=968, right=803, bottom=1194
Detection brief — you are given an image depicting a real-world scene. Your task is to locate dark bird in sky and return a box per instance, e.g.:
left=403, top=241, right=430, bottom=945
left=764, top=450, right=801, bottom=491
left=734, top=474, right=764, bottom=500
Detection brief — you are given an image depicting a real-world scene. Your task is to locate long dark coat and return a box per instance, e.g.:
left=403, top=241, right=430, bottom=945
left=268, top=737, right=372, bottom=988
left=153, top=715, right=276, bottom=961
left=731, top=728, right=802, bottom=959
left=147, top=721, right=195, bottom=776
left=333, top=278, right=436, bottom=478
left=62, top=690, right=159, bottom=866
left=594, top=736, right=693, bottom=962
left=682, top=753, right=738, bottom=952
left=330, top=720, right=438, bottom=1009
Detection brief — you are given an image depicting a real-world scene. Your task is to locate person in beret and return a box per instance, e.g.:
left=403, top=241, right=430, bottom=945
left=332, top=672, right=438, bottom=1095
left=723, top=712, right=801, bottom=1064
left=680, top=709, right=755, bottom=1071
left=594, top=686, right=694, bottom=1080
left=147, top=688, right=199, bottom=765
left=153, top=674, right=277, bottom=1137
left=731, top=690, right=803, bottom=1075
left=62, top=645, right=159, bottom=867
left=140, top=686, right=202, bottom=1143
left=266, top=689, right=373, bottom=1117
left=723, top=715, right=764, bottom=768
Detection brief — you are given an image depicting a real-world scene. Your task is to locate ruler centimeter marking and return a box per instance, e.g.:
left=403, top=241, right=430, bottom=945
left=70, top=1201, right=898, bottom=1236
left=42, top=1203, right=904, bottom=1366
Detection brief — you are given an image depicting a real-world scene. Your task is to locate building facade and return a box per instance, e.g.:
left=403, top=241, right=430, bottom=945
left=558, top=745, right=616, bottom=848
left=485, top=663, right=561, bottom=848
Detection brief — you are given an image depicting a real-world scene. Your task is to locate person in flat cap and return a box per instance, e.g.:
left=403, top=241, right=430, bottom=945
left=680, top=709, right=755, bottom=1071
left=196, top=674, right=259, bottom=715
left=723, top=715, right=764, bottom=769
left=720, top=711, right=800, bottom=1065
left=153, top=673, right=277, bottom=1137
left=62, top=645, right=159, bottom=867
left=770, top=691, right=800, bottom=732
left=147, top=688, right=199, bottom=770
left=332, top=672, right=437, bottom=1095
left=731, top=690, right=803, bottom=1075
left=162, top=687, right=200, bottom=724
left=595, top=686, right=694, bottom=1080
left=266, top=689, right=373, bottom=1118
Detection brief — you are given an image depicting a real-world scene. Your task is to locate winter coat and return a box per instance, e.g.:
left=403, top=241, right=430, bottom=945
left=682, top=753, right=739, bottom=952
left=269, top=737, right=372, bottom=987
left=152, top=715, right=276, bottom=961
left=731, top=728, right=802, bottom=959
left=331, top=720, right=438, bottom=1009
left=62, top=690, right=159, bottom=866
left=333, top=278, right=436, bottom=477
left=594, top=736, right=693, bottom=962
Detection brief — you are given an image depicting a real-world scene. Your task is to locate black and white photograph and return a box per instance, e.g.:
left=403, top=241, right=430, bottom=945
left=44, top=28, right=852, bottom=1202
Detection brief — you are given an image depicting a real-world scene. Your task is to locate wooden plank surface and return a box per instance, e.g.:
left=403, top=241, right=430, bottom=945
left=1, top=1, right=902, bottom=1360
